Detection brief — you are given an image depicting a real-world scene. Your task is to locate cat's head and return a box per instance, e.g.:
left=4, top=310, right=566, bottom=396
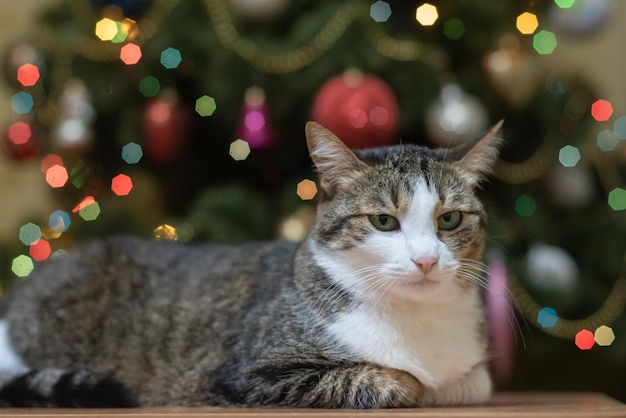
left=305, top=121, right=502, bottom=304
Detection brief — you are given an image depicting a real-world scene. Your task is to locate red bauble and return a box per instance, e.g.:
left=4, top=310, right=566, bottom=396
left=142, top=89, right=191, bottom=165
left=311, top=70, right=398, bottom=149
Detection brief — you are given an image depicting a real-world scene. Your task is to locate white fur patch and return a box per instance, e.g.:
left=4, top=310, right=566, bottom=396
left=326, top=293, right=485, bottom=389
left=313, top=177, right=486, bottom=389
left=0, top=320, right=29, bottom=373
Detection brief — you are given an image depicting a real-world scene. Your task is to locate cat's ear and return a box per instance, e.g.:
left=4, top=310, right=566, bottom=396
left=305, top=121, right=369, bottom=197
left=448, top=120, right=503, bottom=186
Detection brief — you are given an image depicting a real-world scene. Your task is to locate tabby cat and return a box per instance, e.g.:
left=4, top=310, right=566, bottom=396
left=0, top=121, right=502, bottom=408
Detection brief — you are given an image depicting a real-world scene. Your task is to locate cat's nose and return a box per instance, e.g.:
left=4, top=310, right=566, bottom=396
left=412, top=256, right=438, bottom=274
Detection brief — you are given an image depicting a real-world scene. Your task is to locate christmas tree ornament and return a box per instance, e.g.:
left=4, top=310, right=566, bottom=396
left=4, top=119, right=39, bottom=161
left=486, top=249, right=515, bottom=385
left=526, top=243, right=578, bottom=291
left=142, top=88, right=191, bottom=165
left=311, top=70, right=398, bottom=149
left=228, top=0, right=289, bottom=20
left=545, top=164, right=594, bottom=207
left=52, top=80, right=95, bottom=154
left=484, top=34, right=543, bottom=108
left=235, top=86, right=274, bottom=149
left=425, top=84, right=488, bottom=148
left=549, top=0, right=611, bottom=37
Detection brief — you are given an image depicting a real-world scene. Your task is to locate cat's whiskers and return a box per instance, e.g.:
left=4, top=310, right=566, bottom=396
left=456, top=258, right=526, bottom=349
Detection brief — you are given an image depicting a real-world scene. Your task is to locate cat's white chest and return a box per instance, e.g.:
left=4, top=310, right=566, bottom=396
left=326, top=296, right=484, bottom=389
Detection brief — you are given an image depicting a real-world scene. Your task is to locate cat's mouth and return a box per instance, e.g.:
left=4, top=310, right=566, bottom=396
left=401, top=278, right=440, bottom=290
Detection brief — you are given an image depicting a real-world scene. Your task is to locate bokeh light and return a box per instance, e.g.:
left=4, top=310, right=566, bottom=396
left=95, top=18, right=118, bottom=41
left=443, top=18, right=465, bottom=40
left=229, top=139, right=250, bottom=161
left=11, top=92, right=34, bottom=114
left=139, top=76, right=160, bottom=97
left=575, top=329, right=595, bottom=350
left=120, top=43, right=142, bottom=65
left=49, top=209, right=71, bottom=233
left=111, top=174, right=133, bottom=196
left=515, top=195, right=537, bottom=217
left=11, top=255, right=34, bottom=278
left=122, top=142, right=143, bottom=164
left=554, top=0, right=576, bottom=8
left=596, top=129, right=619, bottom=152
left=516, top=12, right=538, bottom=35
left=533, top=30, right=557, bottom=55
left=195, top=95, right=217, bottom=116
left=537, top=307, right=558, bottom=328
left=594, top=325, right=615, bottom=346
left=608, top=187, right=626, bottom=211
left=613, top=116, right=626, bottom=139
left=297, top=179, right=318, bottom=200
left=415, top=3, right=438, bottom=26
left=370, top=0, right=391, bottom=23
left=79, top=201, right=101, bottom=221
left=17, top=63, right=40, bottom=86
left=45, top=164, right=69, bottom=188
left=111, top=21, right=129, bottom=43
left=154, top=224, right=178, bottom=241
left=19, top=222, right=41, bottom=246
left=73, top=196, right=96, bottom=213
left=160, top=47, right=182, bottom=69
left=7, top=121, right=31, bottom=145
left=558, top=145, right=580, bottom=167
left=40, top=154, right=63, bottom=174
left=591, top=99, right=613, bottom=121
left=29, top=239, right=51, bottom=261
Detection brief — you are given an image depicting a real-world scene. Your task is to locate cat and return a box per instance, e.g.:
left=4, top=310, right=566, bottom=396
left=0, top=120, right=502, bottom=408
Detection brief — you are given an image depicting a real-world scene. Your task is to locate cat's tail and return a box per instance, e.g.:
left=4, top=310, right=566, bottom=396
left=0, top=369, right=139, bottom=407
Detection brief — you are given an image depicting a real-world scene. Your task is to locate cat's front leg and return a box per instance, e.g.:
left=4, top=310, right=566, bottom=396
left=422, top=363, right=492, bottom=406
left=244, top=362, right=425, bottom=408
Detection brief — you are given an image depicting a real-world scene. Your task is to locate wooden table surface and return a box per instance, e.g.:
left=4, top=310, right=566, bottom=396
left=1, top=392, right=624, bottom=418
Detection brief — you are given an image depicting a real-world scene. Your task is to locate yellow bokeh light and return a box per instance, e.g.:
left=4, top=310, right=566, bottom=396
left=154, top=224, right=178, bottom=241
left=415, top=3, right=438, bottom=26
left=95, top=18, right=118, bottom=41
left=594, top=325, right=615, bottom=346
left=229, top=139, right=251, bottom=161
left=516, top=12, right=538, bottom=35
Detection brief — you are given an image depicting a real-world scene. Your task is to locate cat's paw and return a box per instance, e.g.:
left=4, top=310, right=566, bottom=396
left=422, top=364, right=492, bottom=406
left=54, top=371, right=140, bottom=408
left=0, top=369, right=139, bottom=408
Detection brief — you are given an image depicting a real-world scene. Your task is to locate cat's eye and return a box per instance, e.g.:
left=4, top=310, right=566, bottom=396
left=437, top=211, right=463, bottom=231
left=368, top=214, right=399, bottom=232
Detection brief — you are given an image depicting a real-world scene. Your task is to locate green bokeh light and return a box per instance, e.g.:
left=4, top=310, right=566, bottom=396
left=195, top=95, right=217, bottom=117
left=608, top=188, right=626, bottom=211
left=12, top=255, right=34, bottom=278
left=515, top=194, right=537, bottom=217
left=19, top=222, right=41, bottom=246
left=444, top=18, right=465, bottom=40
left=79, top=202, right=101, bottom=221
left=139, top=76, right=160, bottom=97
left=558, top=145, right=580, bottom=167
left=533, top=30, right=558, bottom=55
left=554, top=0, right=576, bottom=8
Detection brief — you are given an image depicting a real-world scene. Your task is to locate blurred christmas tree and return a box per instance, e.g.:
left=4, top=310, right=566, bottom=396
left=2, top=0, right=626, bottom=401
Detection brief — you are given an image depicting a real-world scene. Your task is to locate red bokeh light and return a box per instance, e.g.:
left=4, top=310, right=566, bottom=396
left=29, top=239, right=51, bottom=261
left=575, top=329, right=595, bottom=350
left=120, top=43, right=142, bottom=65
left=591, top=99, right=613, bottom=122
left=7, top=121, right=31, bottom=145
left=17, top=63, right=40, bottom=86
left=111, top=174, right=133, bottom=196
